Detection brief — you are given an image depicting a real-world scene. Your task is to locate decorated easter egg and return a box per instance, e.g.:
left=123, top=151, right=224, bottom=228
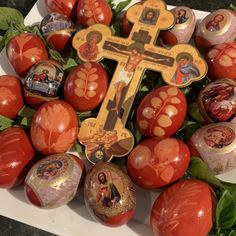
left=64, top=62, right=108, bottom=111
left=30, top=100, right=78, bottom=155
left=23, top=60, right=64, bottom=108
left=0, top=127, right=35, bottom=189
left=127, top=137, right=190, bottom=189
left=188, top=122, right=236, bottom=184
left=136, top=85, right=187, bottom=138
left=40, top=12, right=75, bottom=52
left=7, top=33, right=48, bottom=77
left=198, top=79, right=236, bottom=123
left=205, top=42, right=236, bottom=80
left=44, top=0, right=77, bottom=19
left=84, top=162, right=136, bottom=227
left=195, top=9, right=236, bottom=52
left=0, top=75, right=24, bottom=119
left=24, top=153, right=84, bottom=208
left=77, top=0, right=112, bottom=27
left=160, top=6, right=196, bottom=47
left=151, top=179, right=215, bottom=236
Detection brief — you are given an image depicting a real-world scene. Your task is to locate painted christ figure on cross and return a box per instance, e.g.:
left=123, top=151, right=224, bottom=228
left=107, top=42, right=171, bottom=114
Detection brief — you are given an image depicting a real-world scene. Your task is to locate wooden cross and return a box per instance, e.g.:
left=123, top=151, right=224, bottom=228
left=73, top=0, right=207, bottom=164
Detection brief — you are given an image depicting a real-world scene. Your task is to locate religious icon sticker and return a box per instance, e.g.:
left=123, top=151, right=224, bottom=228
left=24, top=153, right=84, bottom=209
left=73, top=0, right=207, bottom=164
left=24, top=60, right=64, bottom=98
left=198, top=79, right=236, bottom=123
left=84, top=162, right=136, bottom=226
left=189, top=122, right=236, bottom=184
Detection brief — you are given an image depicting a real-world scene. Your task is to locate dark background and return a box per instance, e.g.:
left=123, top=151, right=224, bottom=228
left=0, top=0, right=235, bottom=235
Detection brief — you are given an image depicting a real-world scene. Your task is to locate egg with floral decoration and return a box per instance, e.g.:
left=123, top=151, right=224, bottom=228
left=40, top=12, right=75, bottom=52
left=84, top=162, right=136, bottom=227
left=24, top=153, right=84, bottom=209
left=77, top=0, right=112, bottom=27
left=127, top=137, right=190, bottom=189
left=136, top=85, right=187, bottom=138
left=198, top=79, right=236, bottom=123
left=160, top=6, right=196, bottom=48
left=188, top=122, right=236, bottom=184
left=64, top=62, right=108, bottom=111
left=30, top=100, right=78, bottom=155
left=205, top=42, right=236, bottom=80
left=23, top=60, right=64, bottom=108
left=194, top=9, right=236, bottom=52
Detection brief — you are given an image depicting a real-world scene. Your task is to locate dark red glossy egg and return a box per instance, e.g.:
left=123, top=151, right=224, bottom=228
left=127, top=137, right=190, bottom=189
left=0, top=75, right=24, bottom=119
left=136, top=85, right=187, bottom=138
left=64, top=62, right=108, bottom=111
left=151, top=179, right=215, bottom=236
left=45, top=0, right=77, bottom=19
left=7, top=33, right=48, bottom=77
left=205, top=42, right=236, bottom=80
left=30, top=100, right=78, bottom=155
left=0, top=127, right=35, bottom=189
left=77, top=0, right=112, bottom=27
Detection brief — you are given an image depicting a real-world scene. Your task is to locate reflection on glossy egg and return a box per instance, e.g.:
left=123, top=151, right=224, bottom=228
left=84, top=162, right=136, bottom=227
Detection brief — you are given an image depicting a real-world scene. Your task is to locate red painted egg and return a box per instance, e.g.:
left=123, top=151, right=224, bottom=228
left=198, top=79, right=236, bottom=123
left=151, top=179, right=215, bottom=236
left=0, top=127, right=35, bottom=189
left=194, top=9, right=236, bottom=53
left=205, top=42, right=236, bottom=80
left=44, top=0, right=77, bottom=19
left=160, top=6, right=196, bottom=48
left=24, top=153, right=84, bottom=208
left=64, top=62, right=108, bottom=112
left=136, top=85, right=187, bottom=138
left=30, top=100, right=78, bottom=155
left=0, top=75, right=24, bottom=119
left=127, top=137, right=190, bottom=189
left=84, top=162, right=136, bottom=227
left=77, top=0, right=112, bottom=27
left=40, top=12, right=75, bottom=52
left=7, top=33, right=48, bottom=77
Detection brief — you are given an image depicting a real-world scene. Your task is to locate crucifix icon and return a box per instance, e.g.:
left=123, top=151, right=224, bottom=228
left=73, top=0, right=207, bottom=164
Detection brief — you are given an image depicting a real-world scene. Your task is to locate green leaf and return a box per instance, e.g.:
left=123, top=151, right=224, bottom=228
left=19, top=117, right=32, bottom=127
left=229, top=230, right=236, bottom=236
left=229, top=3, right=236, bottom=12
left=0, top=115, right=14, bottom=131
left=0, top=7, right=24, bottom=31
left=70, top=141, right=85, bottom=156
left=216, top=190, right=236, bottom=230
left=63, top=57, right=78, bottom=71
left=187, top=156, right=224, bottom=189
left=115, top=0, right=132, bottom=14
left=48, top=48, right=65, bottom=64
left=188, top=103, right=205, bottom=122
left=18, top=105, right=36, bottom=118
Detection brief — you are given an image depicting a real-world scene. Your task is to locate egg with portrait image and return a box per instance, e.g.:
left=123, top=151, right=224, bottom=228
left=24, top=153, right=84, bottom=209
left=84, top=162, right=136, bottom=227
left=198, top=79, right=236, bottom=123
left=188, top=122, right=236, bottom=184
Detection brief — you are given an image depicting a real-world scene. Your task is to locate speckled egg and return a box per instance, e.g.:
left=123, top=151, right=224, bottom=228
left=24, top=153, right=84, bottom=209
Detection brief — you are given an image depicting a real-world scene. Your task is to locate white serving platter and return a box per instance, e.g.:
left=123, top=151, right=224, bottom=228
left=0, top=1, right=209, bottom=235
